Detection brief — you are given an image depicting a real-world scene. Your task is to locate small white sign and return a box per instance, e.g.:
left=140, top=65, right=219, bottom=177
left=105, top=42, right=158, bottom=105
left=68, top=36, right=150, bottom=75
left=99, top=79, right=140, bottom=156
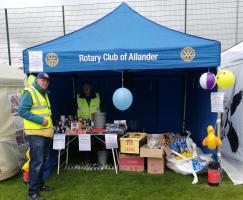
left=105, top=134, right=118, bottom=149
left=28, top=51, right=43, bottom=72
left=53, top=134, right=66, bottom=150
left=79, top=134, right=91, bottom=151
left=211, top=92, right=225, bottom=113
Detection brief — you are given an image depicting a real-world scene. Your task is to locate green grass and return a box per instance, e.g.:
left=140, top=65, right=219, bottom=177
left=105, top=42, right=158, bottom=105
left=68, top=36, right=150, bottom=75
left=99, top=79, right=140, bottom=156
left=0, top=169, right=243, bottom=200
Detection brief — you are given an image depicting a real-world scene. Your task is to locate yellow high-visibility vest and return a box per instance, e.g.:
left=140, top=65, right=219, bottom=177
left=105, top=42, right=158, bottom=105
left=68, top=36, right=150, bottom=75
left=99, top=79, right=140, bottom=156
left=77, top=93, right=100, bottom=119
left=23, top=86, right=53, bottom=130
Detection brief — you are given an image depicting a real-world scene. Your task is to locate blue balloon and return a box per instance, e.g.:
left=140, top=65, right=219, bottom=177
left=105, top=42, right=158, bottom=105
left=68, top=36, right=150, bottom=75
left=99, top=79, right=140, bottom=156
left=112, top=87, right=133, bottom=111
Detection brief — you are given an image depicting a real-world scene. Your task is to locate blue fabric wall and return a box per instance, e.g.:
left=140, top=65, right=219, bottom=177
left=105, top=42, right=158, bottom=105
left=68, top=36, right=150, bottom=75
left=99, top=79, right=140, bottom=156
left=48, top=70, right=184, bottom=133
left=47, top=69, right=216, bottom=149
left=48, top=74, right=76, bottom=125
left=185, top=69, right=217, bottom=153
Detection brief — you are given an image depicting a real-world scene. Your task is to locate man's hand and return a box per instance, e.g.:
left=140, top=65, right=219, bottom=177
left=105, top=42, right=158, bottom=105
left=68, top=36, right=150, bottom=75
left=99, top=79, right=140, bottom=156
left=42, top=119, right=48, bottom=126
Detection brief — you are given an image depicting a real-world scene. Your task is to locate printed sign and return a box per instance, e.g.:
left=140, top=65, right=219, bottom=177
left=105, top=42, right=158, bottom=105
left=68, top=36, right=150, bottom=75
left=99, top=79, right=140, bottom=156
left=53, top=134, right=66, bottom=150
left=105, top=134, right=118, bottom=149
left=29, top=51, right=43, bottom=72
left=78, top=134, right=91, bottom=151
left=211, top=92, right=225, bottom=113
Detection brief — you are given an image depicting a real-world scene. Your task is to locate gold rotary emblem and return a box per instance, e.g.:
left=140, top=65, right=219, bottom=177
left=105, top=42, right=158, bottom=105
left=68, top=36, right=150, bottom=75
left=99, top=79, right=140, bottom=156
left=45, top=53, right=59, bottom=67
left=181, top=47, right=196, bottom=62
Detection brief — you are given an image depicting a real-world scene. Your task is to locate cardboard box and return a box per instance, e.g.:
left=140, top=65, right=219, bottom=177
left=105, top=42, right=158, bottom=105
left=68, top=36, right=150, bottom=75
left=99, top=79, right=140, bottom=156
left=147, top=134, right=165, bottom=146
left=164, top=145, right=172, bottom=156
left=119, top=154, right=144, bottom=172
left=140, top=145, right=165, bottom=174
left=120, top=132, right=146, bottom=154
left=140, top=145, right=164, bottom=158
left=147, top=158, right=164, bottom=174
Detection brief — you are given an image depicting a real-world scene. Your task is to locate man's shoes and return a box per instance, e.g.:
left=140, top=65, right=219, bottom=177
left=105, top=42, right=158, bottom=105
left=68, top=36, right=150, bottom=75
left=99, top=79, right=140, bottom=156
left=40, top=185, right=53, bottom=192
left=28, top=193, right=45, bottom=200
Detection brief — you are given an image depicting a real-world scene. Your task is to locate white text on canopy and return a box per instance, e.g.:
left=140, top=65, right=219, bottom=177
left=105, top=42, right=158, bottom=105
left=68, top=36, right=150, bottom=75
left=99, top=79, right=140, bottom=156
left=79, top=53, right=158, bottom=63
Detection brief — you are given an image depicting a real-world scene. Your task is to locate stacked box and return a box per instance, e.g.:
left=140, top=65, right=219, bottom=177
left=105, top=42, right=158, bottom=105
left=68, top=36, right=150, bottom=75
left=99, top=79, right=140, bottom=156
left=147, top=158, right=164, bottom=174
left=140, top=144, right=165, bottom=174
left=119, top=153, right=144, bottom=172
left=120, top=132, right=146, bottom=154
left=147, top=134, right=166, bottom=149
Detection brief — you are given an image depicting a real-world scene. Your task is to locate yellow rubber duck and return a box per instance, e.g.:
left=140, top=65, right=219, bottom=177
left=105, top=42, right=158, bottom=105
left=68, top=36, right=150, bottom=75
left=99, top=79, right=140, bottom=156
left=202, top=125, right=222, bottom=150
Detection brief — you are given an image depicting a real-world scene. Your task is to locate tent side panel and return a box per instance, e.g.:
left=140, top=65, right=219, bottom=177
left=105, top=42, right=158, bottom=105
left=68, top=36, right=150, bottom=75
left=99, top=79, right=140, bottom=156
left=49, top=71, right=184, bottom=133
left=186, top=69, right=217, bottom=153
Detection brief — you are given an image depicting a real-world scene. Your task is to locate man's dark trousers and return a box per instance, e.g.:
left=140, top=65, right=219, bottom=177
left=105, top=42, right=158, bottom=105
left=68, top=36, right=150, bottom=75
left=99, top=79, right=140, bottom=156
left=28, top=135, right=50, bottom=196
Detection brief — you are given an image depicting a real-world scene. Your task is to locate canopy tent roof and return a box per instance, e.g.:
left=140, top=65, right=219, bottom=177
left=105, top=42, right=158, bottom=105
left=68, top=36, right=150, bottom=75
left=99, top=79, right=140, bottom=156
left=23, top=3, right=221, bottom=73
left=219, top=42, right=243, bottom=185
left=220, top=41, right=243, bottom=68
left=0, top=64, right=25, bottom=86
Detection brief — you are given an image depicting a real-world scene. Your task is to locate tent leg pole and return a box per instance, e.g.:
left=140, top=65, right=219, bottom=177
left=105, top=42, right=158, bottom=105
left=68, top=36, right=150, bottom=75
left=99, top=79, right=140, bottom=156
left=65, top=136, right=69, bottom=166
left=112, top=148, right=118, bottom=174
left=57, top=150, right=61, bottom=175
left=182, top=73, right=188, bottom=132
left=217, top=113, right=222, bottom=163
left=115, top=148, right=119, bottom=165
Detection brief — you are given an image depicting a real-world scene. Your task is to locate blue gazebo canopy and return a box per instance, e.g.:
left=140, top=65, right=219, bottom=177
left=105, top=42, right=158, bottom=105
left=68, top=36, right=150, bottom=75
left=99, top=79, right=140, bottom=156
left=23, top=2, right=221, bottom=73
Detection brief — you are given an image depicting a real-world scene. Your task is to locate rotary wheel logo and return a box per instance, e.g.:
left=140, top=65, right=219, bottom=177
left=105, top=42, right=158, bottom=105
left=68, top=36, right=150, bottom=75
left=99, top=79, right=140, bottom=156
left=181, top=47, right=196, bottom=62
left=45, top=53, right=59, bottom=67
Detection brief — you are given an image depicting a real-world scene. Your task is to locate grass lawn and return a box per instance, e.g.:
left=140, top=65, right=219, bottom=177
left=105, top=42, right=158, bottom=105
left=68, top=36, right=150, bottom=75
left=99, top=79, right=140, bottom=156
left=0, top=169, right=243, bottom=200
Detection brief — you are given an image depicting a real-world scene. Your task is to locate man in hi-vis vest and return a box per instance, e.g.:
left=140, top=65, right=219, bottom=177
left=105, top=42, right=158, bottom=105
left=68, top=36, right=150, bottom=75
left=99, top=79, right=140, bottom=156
left=18, top=73, right=53, bottom=200
left=77, top=83, right=100, bottom=119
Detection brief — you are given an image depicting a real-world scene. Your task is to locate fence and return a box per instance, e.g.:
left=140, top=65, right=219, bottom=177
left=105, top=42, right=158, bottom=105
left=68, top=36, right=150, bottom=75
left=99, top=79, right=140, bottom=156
left=0, top=0, right=242, bottom=66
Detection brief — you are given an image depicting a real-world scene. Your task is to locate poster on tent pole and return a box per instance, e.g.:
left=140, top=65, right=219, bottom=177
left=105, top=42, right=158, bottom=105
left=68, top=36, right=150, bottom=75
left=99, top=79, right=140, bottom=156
left=211, top=92, right=224, bottom=113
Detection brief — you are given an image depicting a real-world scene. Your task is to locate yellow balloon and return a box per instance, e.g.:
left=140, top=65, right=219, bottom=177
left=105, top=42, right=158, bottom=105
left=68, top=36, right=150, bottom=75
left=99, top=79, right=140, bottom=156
left=22, top=160, right=30, bottom=172
left=27, top=75, right=36, bottom=87
left=216, top=70, right=235, bottom=89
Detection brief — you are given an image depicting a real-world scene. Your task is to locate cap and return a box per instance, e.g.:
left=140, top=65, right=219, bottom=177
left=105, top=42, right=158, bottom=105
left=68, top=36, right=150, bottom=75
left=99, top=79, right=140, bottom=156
left=36, top=73, right=50, bottom=81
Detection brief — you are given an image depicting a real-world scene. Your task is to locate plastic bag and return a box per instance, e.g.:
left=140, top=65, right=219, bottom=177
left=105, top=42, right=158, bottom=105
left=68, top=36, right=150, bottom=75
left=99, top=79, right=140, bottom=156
left=166, top=133, right=213, bottom=184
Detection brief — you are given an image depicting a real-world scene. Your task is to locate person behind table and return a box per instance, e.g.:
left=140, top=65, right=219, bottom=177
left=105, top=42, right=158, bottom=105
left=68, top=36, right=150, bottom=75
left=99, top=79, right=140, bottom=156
left=18, top=73, right=53, bottom=200
left=77, top=82, right=100, bottom=119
